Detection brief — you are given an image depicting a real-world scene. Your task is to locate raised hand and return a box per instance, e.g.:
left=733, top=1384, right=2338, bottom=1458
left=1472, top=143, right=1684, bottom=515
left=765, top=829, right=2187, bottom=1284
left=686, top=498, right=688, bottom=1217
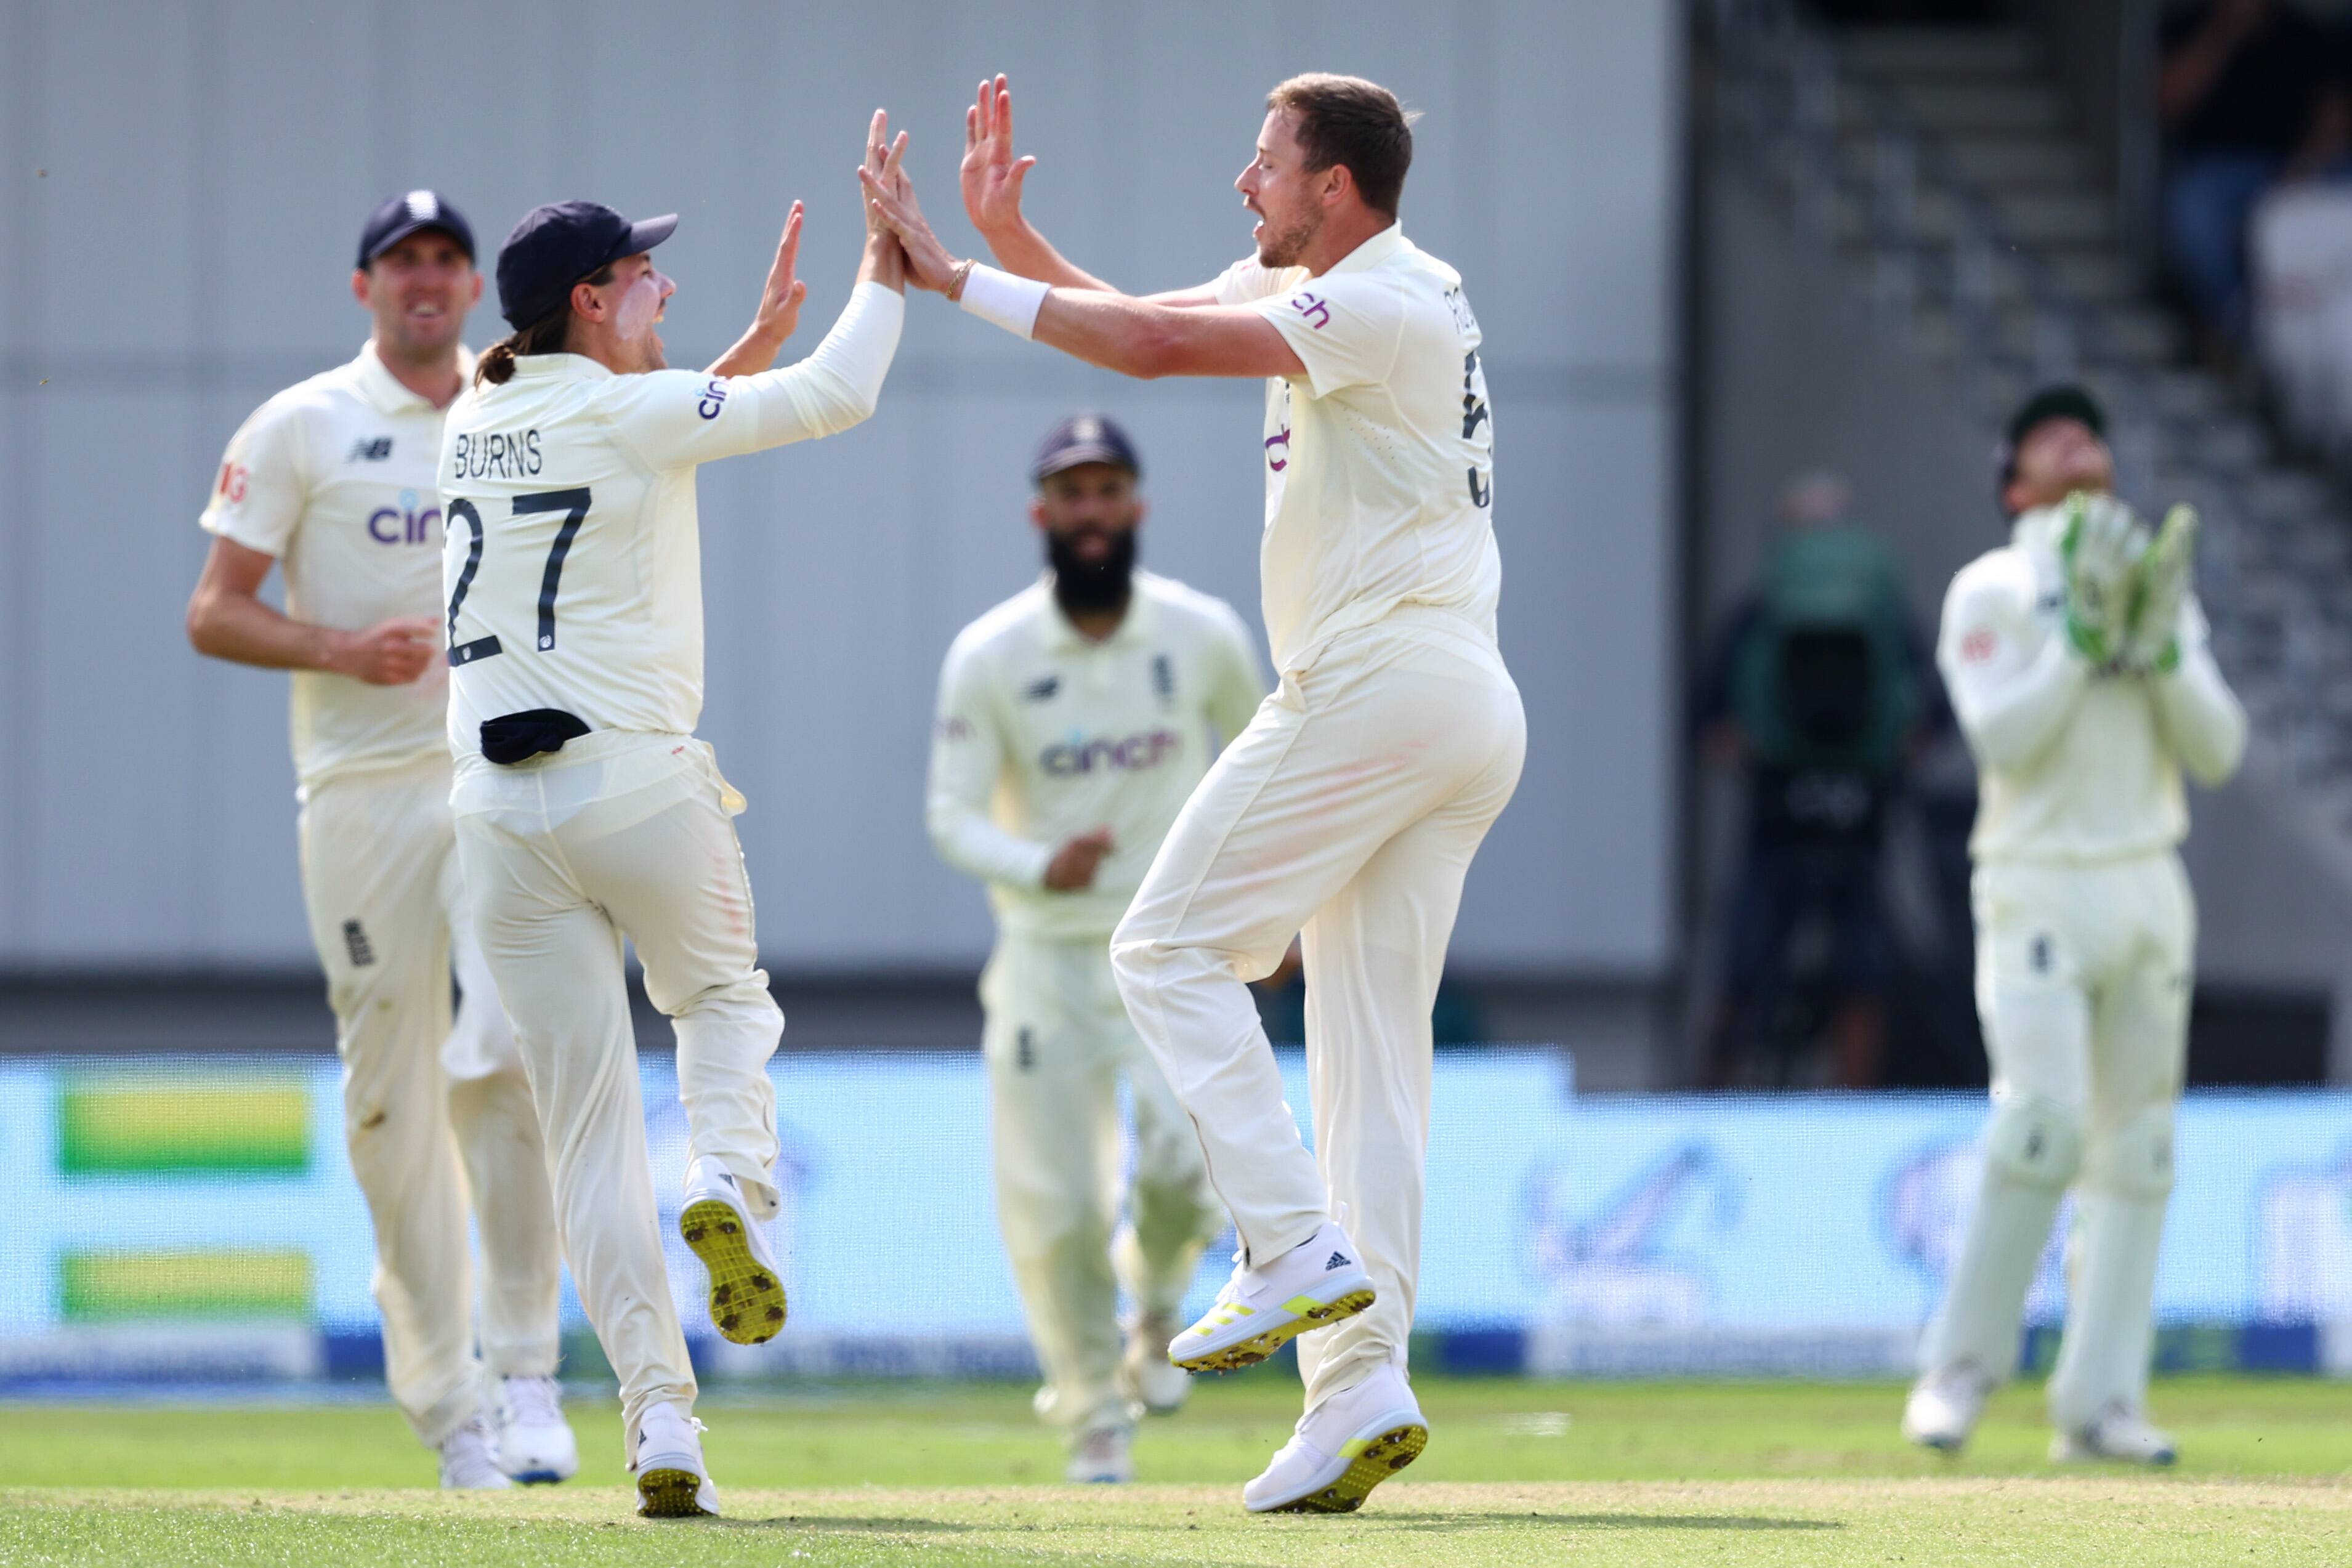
left=2124, top=503, right=2198, bottom=675
left=859, top=131, right=962, bottom=294
left=748, top=202, right=809, bottom=346
left=961, top=74, right=1037, bottom=240
left=2059, top=491, right=2146, bottom=666
left=863, top=109, right=899, bottom=236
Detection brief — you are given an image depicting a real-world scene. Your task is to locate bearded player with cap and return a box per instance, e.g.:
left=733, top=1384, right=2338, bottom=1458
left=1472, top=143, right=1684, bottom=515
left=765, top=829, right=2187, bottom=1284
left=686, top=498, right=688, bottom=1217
left=439, top=118, right=908, bottom=1518
left=185, top=192, right=575, bottom=1489
left=863, top=74, right=1524, bottom=1513
left=1903, top=384, right=2246, bottom=1463
left=928, top=413, right=1264, bottom=1484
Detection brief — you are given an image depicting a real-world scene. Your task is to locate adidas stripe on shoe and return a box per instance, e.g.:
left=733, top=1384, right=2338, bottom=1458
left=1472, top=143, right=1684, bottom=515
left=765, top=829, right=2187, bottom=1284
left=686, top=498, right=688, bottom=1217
left=1167, top=1221, right=1375, bottom=1375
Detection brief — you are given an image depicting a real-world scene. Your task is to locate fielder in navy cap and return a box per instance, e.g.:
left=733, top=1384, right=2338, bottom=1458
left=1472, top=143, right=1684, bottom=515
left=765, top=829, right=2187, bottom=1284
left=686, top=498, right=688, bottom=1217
left=1032, top=412, right=1142, bottom=485
left=357, top=188, right=475, bottom=269
left=494, top=201, right=679, bottom=331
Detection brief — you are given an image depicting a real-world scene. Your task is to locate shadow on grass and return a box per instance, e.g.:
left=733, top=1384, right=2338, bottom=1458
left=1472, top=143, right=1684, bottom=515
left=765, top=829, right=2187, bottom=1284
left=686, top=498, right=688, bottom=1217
left=714, top=1514, right=972, bottom=1533
left=1381, top=1512, right=1844, bottom=1532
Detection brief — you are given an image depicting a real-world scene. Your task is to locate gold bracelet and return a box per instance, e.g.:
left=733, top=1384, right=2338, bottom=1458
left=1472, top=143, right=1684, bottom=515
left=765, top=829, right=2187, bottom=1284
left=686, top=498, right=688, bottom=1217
left=948, top=258, right=977, bottom=302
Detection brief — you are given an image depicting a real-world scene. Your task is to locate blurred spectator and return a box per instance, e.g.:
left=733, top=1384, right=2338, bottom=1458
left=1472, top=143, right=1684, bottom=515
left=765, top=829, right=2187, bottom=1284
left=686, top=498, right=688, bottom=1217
left=2159, top=0, right=2352, bottom=342
left=1695, top=475, right=1934, bottom=1088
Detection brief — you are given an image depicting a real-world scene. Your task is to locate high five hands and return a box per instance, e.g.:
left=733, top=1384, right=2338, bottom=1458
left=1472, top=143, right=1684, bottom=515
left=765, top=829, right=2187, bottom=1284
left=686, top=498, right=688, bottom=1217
left=858, top=119, right=962, bottom=294
left=961, top=75, right=1035, bottom=243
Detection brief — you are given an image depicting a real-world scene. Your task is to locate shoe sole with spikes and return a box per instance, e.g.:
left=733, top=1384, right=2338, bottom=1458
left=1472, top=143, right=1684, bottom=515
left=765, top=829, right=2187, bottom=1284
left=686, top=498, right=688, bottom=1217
left=1266, top=1423, right=1428, bottom=1513
left=1170, top=1286, right=1375, bottom=1375
left=679, top=1197, right=786, bottom=1346
left=635, top=1465, right=719, bottom=1517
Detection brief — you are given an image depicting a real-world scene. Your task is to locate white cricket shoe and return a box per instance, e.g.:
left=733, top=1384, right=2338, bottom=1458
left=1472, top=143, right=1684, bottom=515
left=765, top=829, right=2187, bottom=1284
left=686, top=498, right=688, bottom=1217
left=493, top=1375, right=579, bottom=1484
left=631, top=1403, right=721, bottom=1517
left=1167, top=1221, right=1375, bottom=1374
left=1242, top=1364, right=1427, bottom=1514
left=1065, top=1425, right=1134, bottom=1484
left=679, top=1156, right=787, bottom=1346
left=1121, top=1311, right=1192, bottom=1415
left=437, top=1414, right=514, bottom=1490
left=1901, top=1361, right=1994, bottom=1452
left=2051, top=1404, right=2178, bottom=1466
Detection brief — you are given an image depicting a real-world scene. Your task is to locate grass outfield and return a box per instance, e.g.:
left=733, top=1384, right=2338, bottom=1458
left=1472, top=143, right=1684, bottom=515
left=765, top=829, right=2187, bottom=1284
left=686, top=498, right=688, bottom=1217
left=2, top=1376, right=2347, bottom=1564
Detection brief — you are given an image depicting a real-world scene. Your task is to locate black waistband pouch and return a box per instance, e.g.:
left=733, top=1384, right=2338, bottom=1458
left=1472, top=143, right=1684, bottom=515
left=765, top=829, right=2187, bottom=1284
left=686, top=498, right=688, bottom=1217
left=480, top=709, right=591, bottom=766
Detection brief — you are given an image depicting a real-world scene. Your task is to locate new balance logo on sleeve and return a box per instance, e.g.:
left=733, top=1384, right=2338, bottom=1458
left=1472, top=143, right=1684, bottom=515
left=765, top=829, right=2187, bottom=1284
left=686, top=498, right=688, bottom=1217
left=348, top=437, right=394, bottom=462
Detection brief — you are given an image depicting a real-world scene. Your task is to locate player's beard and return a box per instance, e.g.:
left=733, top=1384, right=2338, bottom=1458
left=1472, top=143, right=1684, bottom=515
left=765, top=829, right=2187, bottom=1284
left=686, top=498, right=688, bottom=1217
left=1255, top=205, right=1320, bottom=269
left=1048, top=527, right=1137, bottom=617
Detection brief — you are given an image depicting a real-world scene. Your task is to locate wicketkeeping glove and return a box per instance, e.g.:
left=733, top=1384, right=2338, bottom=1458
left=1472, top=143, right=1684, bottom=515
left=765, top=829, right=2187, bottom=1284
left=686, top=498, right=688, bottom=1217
left=2058, top=491, right=2145, bottom=667
left=2123, top=503, right=2197, bottom=676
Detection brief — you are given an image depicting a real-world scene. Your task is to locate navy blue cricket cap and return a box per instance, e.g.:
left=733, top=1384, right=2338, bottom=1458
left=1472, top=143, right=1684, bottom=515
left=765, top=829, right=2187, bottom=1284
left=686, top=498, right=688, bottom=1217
left=494, top=201, right=679, bottom=329
left=357, top=189, right=475, bottom=269
left=1032, top=413, right=1142, bottom=485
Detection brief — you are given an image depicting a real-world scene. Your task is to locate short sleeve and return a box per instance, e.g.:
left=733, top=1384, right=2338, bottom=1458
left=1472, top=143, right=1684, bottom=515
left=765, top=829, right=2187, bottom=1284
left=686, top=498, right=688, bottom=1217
left=1210, top=255, right=1290, bottom=306
left=198, top=398, right=307, bottom=558
left=1252, top=270, right=1407, bottom=400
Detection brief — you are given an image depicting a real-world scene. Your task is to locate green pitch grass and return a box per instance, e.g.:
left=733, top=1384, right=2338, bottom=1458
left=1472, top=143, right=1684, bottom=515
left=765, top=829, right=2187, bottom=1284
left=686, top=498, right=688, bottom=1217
left=3, top=1376, right=2348, bottom=1565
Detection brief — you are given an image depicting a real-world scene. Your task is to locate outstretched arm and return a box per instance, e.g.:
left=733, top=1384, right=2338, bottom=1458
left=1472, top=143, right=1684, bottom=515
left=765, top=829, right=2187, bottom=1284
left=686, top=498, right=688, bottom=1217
left=860, top=148, right=1303, bottom=380
left=958, top=74, right=1235, bottom=309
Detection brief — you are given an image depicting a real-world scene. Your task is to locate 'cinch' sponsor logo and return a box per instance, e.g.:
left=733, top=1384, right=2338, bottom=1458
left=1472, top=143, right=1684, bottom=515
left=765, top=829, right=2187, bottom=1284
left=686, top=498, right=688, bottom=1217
left=1041, top=729, right=1181, bottom=777
left=368, top=490, right=440, bottom=544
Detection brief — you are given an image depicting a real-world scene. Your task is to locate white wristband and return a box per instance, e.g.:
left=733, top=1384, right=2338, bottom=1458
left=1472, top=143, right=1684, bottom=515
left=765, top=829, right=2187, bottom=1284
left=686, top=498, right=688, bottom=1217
left=958, top=265, right=1051, bottom=340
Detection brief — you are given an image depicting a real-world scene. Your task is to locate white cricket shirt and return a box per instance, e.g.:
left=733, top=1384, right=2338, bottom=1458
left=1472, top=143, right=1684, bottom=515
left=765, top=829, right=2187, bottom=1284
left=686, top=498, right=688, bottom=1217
left=437, top=283, right=902, bottom=760
left=927, top=570, right=1267, bottom=940
left=1211, top=224, right=1502, bottom=674
left=1938, top=504, right=2247, bottom=864
left=200, top=342, right=467, bottom=794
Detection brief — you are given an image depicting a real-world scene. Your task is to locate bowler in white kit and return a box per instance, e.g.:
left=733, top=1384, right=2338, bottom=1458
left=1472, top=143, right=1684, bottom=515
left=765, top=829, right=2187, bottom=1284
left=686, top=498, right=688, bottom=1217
left=1904, top=385, right=2245, bottom=1463
left=927, top=414, right=1263, bottom=1484
left=184, top=192, right=574, bottom=1489
left=438, top=120, right=907, bottom=1518
left=865, top=73, right=1524, bottom=1511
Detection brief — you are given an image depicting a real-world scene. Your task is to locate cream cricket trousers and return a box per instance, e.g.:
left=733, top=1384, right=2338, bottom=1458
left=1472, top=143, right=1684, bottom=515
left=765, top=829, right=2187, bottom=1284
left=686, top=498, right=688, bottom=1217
left=981, top=931, right=1224, bottom=1436
left=451, top=732, right=782, bottom=1449
left=1925, top=851, right=2192, bottom=1429
left=1111, top=615, right=1525, bottom=1413
left=298, top=756, right=560, bottom=1445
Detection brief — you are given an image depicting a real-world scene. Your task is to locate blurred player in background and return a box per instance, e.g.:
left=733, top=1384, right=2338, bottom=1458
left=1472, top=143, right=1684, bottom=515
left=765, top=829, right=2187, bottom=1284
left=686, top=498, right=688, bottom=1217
left=1905, top=385, right=2246, bottom=1463
left=437, top=119, right=905, bottom=1517
left=865, top=72, right=1522, bottom=1513
left=927, top=414, right=1262, bottom=1484
left=184, top=192, right=574, bottom=1491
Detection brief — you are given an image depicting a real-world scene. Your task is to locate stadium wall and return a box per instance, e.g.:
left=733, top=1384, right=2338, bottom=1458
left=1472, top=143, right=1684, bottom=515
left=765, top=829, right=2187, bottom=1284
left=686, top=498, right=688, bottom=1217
left=0, top=0, right=1683, bottom=980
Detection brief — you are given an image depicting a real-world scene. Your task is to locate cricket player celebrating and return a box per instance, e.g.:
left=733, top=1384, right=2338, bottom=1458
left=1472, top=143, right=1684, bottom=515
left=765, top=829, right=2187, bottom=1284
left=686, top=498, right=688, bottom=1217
left=185, top=192, right=573, bottom=1491
left=440, top=119, right=907, bottom=1518
left=864, top=74, right=1524, bottom=1512
left=928, top=414, right=1263, bottom=1484
left=1905, top=385, right=2246, bottom=1463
